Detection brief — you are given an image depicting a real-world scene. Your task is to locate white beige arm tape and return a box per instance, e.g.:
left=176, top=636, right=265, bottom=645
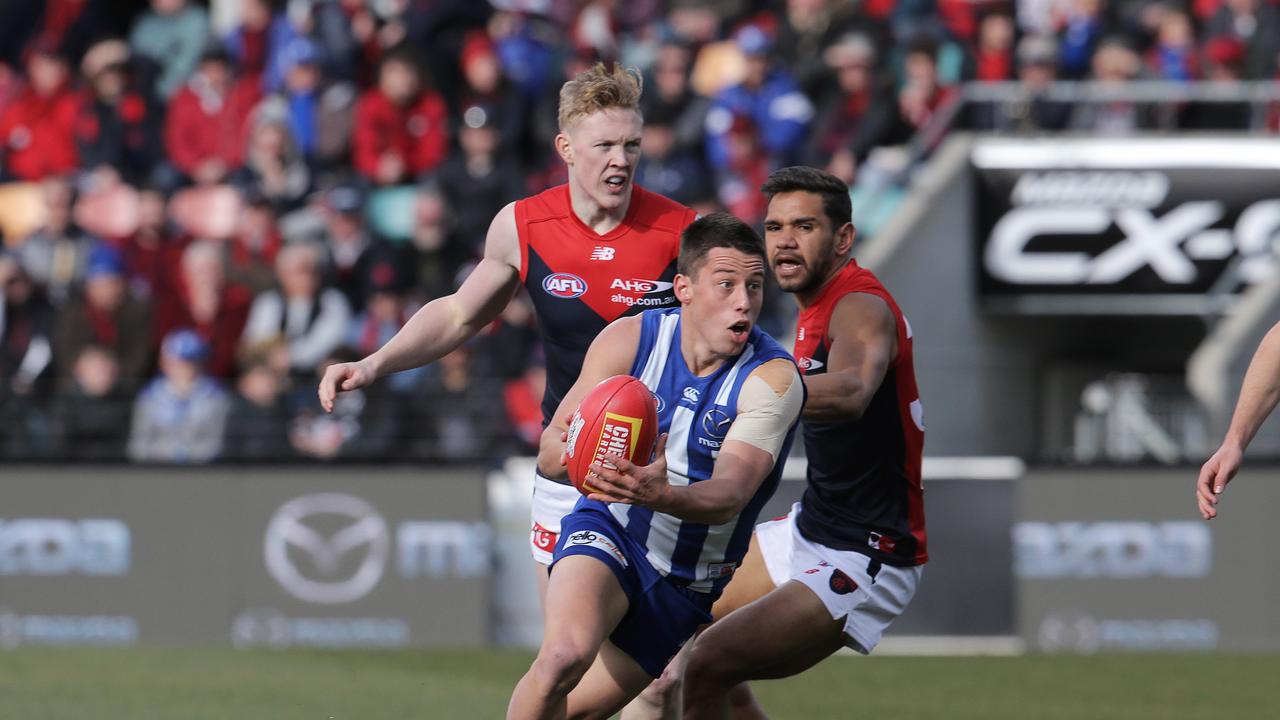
left=724, top=370, right=804, bottom=462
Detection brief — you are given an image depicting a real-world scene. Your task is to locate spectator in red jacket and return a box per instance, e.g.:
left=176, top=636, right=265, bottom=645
left=0, top=43, right=78, bottom=181
left=152, top=239, right=253, bottom=378
left=973, top=11, right=1016, bottom=82
left=116, top=186, right=187, bottom=304
left=163, top=49, right=261, bottom=185
left=352, top=47, right=448, bottom=185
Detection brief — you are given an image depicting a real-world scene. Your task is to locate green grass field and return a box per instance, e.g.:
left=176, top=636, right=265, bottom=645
left=2, top=649, right=1278, bottom=719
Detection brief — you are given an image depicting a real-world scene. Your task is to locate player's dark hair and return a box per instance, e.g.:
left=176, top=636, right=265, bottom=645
left=677, top=213, right=765, bottom=277
left=761, top=166, right=853, bottom=231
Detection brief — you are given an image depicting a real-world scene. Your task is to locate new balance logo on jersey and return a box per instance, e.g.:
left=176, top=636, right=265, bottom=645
left=610, top=278, right=674, bottom=294
left=797, top=357, right=824, bottom=371
left=681, top=387, right=700, bottom=405
left=797, top=327, right=806, bottom=341
left=543, top=273, right=587, bottom=298
left=590, top=246, right=615, bottom=261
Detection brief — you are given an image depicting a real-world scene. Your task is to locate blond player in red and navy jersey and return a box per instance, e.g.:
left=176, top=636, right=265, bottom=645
left=317, top=64, right=695, bottom=599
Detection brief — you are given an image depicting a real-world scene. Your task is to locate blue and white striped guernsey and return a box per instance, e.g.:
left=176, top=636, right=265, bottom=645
left=579, top=306, right=798, bottom=595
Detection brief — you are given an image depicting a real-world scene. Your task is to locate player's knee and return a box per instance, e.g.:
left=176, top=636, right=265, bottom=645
left=532, top=638, right=595, bottom=695
left=682, top=643, right=732, bottom=698
left=650, top=664, right=684, bottom=699
left=727, top=682, right=756, bottom=710
left=633, top=662, right=682, bottom=710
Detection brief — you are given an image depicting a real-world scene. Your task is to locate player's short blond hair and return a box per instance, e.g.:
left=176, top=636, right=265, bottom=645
left=557, top=63, right=643, bottom=131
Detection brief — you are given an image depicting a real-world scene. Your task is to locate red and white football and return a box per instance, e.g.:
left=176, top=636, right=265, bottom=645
left=565, top=375, right=659, bottom=496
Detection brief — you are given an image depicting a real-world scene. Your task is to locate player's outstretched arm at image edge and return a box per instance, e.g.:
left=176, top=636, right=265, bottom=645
left=1199, top=320, right=1280, bottom=518
left=318, top=203, right=522, bottom=411
left=535, top=316, right=643, bottom=479
left=801, top=292, right=896, bottom=423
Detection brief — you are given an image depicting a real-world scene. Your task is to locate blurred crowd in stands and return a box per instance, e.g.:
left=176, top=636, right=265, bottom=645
left=0, top=0, right=1275, bottom=463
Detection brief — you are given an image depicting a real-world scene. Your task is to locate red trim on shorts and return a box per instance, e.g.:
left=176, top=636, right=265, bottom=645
left=531, top=522, right=558, bottom=553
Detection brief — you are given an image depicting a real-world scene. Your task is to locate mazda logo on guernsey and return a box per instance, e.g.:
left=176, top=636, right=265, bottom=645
left=264, top=493, right=390, bottom=604
left=701, top=408, right=733, bottom=439
left=543, top=273, right=587, bottom=298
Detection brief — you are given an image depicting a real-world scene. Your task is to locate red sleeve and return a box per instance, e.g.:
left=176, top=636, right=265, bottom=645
left=409, top=92, right=449, bottom=176
left=352, top=91, right=385, bottom=180
left=164, top=91, right=203, bottom=174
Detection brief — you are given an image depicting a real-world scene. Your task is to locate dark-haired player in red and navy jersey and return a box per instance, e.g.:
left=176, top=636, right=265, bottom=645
left=678, top=166, right=927, bottom=719
left=318, top=63, right=696, bottom=600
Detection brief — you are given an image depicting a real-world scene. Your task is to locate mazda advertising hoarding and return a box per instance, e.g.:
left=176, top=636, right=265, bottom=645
left=1018, top=467, right=1280, bottom=653
left=973, top=138, right=1280, bottom=314
left=2, top=466, right=489, bottom=648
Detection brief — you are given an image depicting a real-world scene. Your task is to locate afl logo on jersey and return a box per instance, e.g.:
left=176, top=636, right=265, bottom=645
left=653, top=392, right=666, bottom=414
left=543, top=273, right=587, bottom=298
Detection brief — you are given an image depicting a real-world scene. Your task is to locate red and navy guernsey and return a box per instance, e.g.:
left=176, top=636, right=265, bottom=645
left=515, top=184, right=697, bottom=431
left=792, top=259, right=928, bottom=566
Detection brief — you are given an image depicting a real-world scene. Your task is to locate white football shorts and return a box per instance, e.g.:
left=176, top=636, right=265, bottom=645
left=756, top=502, right=923, bottom=654
left=529, top=470, right=582, bottom=565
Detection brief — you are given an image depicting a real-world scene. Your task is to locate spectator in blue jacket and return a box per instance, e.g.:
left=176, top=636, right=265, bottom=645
left=127, top=328, right=230, bottom=463
left=704, top=25, right=814, bottom=172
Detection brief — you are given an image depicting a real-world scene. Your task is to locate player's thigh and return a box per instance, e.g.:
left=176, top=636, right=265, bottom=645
left=693, top=580, right=844, bottom=681
left=566, top=639, right=656, bottom=719
left=711, top=533, right=775, bottom=621
left=543, top=554, right=630, bottom=650
left=536, top=561, right=550, bottom=609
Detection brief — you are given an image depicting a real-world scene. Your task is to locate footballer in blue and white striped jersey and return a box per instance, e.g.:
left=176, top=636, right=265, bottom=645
left=509, top=214, right=803, bottom=712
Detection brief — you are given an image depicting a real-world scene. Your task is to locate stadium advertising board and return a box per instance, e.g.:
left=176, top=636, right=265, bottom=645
left=489, top=457, right=1019, bottom=649
left=972, top=138, right=1280, bottom=314
left=1018, top=467, right=1280, bottom=652
left=1, top=466, right=488, bottom=648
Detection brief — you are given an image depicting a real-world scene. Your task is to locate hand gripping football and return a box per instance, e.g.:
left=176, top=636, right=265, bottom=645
left=565, top=375, right=659, bottom=495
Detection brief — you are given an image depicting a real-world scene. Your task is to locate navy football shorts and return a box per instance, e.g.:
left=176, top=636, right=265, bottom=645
left=551, top=505, right=713, bottom=677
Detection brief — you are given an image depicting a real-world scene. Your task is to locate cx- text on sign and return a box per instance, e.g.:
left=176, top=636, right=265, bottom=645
left=973, top=138, right=1280, bottom=313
